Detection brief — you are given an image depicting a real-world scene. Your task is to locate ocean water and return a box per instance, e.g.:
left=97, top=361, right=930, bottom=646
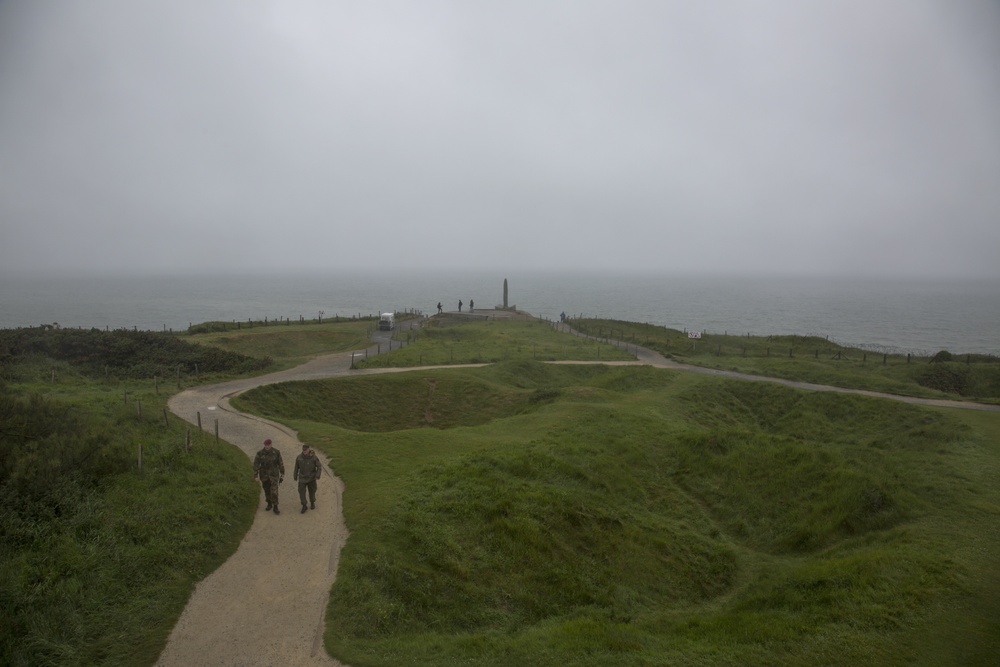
left=1, top=270, right=998, bottom=356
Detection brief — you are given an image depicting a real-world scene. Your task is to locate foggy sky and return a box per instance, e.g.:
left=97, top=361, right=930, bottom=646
left=1, top=1, right=999, bottom=278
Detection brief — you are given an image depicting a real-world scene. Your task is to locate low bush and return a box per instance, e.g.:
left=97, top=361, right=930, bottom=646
left=0, top=327, right=271, bottom=380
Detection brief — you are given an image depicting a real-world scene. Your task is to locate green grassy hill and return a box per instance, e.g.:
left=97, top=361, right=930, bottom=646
left=570, top=317, right=1000, bottom=403
left=0, top=328, right=262, bottom=666
left=3, top=316, right=997, bottom=666
left=235, top=360, right=1000, bottom=667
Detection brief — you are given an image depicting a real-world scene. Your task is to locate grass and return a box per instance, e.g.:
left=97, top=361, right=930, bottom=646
left=0, top=315, right=493, bottom=665
left=1, top=334, right=259, bottom=667
left=4, top=314, right=997, bottom=665
left=571, top=318, right=1000, bottom=403
left=354, top=316, right=634, bottom=368
left=184, top=316, right=379, bottom=370
left=234, top=359, right=1000, bottom=666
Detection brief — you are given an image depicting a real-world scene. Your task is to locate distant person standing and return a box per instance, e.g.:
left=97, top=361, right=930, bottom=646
left=458, top=300, right=463, bottom=312
left=437, top=302, right=443, bottom=314
left=253, top=438, right=285, bottom=514
left=293, top=443, right=322, bottom=513
left=469, top=299, right=474, bottom=313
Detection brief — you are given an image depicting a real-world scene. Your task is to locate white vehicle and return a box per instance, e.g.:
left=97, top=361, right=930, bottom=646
left=378, top=312, right=395, bottom=331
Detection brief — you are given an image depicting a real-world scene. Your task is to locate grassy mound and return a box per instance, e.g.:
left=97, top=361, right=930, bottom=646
left=240, top=361, right=1000, bottom=666
left=0, top=327, right=270, bottom=380
left=571, top=317, right=1000, bottom=403
left=355, top=318, right=634, bottom=367
left=0, top=329, right=259, bottom=666
left=185, top=318, right=374, bottom=370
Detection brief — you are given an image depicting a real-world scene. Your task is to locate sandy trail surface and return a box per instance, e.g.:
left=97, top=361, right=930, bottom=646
left=157, top=350, right=370, bottom=667
left=155, top=323, right=999, bottom=666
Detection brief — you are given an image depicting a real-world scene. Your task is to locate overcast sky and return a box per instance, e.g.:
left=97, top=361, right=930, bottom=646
left=1, top=1, right=998, bottom=278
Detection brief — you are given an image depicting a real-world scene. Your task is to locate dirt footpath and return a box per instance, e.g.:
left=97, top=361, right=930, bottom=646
left=157, top=351, right=365, bottom=667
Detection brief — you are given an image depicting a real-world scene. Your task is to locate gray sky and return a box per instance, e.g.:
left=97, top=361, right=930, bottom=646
left=1, top=1, right=998, bottom=278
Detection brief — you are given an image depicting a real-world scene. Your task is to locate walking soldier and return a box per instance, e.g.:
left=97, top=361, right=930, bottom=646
left=253, top=438, right=285, bottom=514
left=294, top=443, right=322, bottom=513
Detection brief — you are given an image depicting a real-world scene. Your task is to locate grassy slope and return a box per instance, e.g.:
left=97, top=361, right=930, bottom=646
left=186, top=318, right=375, bottom=371
left=0, top=371, right=257, bottom=666
left=354, top=317, right=634, bottom=368
left=234, top=361, right=1000, bottom=667
left=0, top=318, right=388, bottom=665
left=571, top=318, right=1000, bottom=404
left=6, top=315, right=995, bottom=665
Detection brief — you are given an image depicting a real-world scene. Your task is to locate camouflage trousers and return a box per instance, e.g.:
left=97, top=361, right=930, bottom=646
left=298, top=479, right=317, bottom=507
left=260, top=473, right=281, bottom=505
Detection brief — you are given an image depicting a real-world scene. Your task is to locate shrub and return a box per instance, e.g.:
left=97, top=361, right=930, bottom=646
left=0, top=327, right=271, bottom=379
left=916, top=365, right=969, bottom=395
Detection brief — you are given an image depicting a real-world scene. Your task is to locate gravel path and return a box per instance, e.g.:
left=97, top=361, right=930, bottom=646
left=155, top=323, right=998, bottom=666
left=156, top=350, right=369, bottom=667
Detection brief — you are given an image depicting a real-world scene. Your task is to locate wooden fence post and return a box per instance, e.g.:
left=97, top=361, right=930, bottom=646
left=163, top=407, right=169, bottom=427
left=136, top=400, right=142, bottom=420
left=197, top=411, right=202, bottom=432
left=138, top=443, right=143, bottom=471
left=215, top=419, right=219, bottom=443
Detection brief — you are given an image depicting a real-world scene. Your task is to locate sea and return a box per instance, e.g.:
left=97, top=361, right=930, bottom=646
left=1, top=270, right=998, bottom=356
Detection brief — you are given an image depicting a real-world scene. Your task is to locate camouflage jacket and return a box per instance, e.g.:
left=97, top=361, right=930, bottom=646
left=294, top=452, right=322, bottom=484
left=253, top=447, right=285, bottom=478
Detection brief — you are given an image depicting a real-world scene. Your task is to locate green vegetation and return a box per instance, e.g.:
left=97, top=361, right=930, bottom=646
left=4, top=314, right=998, bottom=666
left=355, top=316, right=634, bottom=368
left=0, top=328, right=259, bottom=666
left=0, top=327, right=272, bottom=381
left=235, top=359, right=1000, bottom=666
left=185, top=316, right=380, bottom=370
left=572, top=318, right=1000, bottom=403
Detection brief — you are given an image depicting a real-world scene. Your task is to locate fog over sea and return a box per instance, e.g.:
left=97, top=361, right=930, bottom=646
left=1, top=270, right=998, bottom=356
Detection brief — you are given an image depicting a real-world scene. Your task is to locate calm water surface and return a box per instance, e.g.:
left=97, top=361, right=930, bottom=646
left=1, top=270, right=998, bottom=355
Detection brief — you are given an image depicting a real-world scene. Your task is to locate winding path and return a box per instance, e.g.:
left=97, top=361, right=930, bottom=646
left=155, top=319, right=998, bottom=666
left=157, top=350, right=361, bottom=667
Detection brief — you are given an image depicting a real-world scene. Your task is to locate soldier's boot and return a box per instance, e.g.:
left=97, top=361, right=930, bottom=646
left=265, top=501, right=272, bottom=511
left=310, top=501, right=316, bottom=510
left=301, top=504, right=307, bottom=514
left=273, top=504, right=280, bottom=515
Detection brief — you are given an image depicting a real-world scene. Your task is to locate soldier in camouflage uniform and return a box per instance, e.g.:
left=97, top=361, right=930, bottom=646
left=293, top=443, right=322, bottom=513
left=253, top=438, right=285, bottom=514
